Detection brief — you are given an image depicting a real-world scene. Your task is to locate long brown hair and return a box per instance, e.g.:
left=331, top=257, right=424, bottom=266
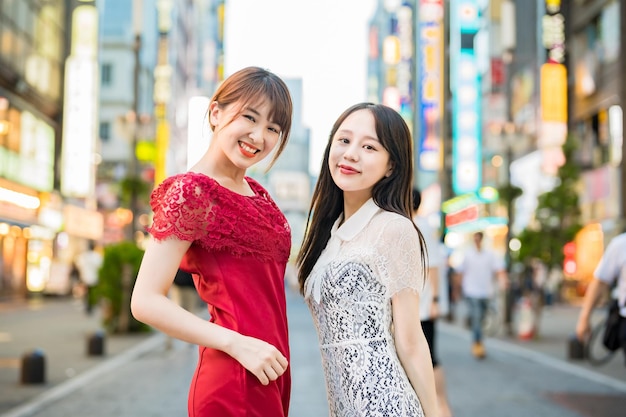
left=296, top=103, right=427, bottom=294
left=209, top=66, right=293, bottom=169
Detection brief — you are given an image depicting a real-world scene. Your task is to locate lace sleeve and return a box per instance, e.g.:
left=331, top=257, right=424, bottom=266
left=148, top=174, right=213, bottom=243
left=376, top=216, right=425, bottom=296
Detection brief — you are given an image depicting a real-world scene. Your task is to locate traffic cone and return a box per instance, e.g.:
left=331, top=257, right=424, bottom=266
left=517, top=296, right=535, bottom=340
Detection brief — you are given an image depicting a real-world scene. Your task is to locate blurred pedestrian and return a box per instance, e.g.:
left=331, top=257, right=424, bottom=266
left=530, top=258, right=548, bottom=335
left=544, top=266, right=563, bottom=306
left=165, top=269, right=202, bottom=350
left=131, top=66, right=293, bottom=417
left=75, top=240, right=103, bottom=315
left=170, top=269, right=200, bottom=313
left=456, top=231, right=508, bottom=359
left=412, top=187, right=453, bottom=417
left=576, top=231, right=626, bottom=359
left=297, top=103, right=439, bottom=417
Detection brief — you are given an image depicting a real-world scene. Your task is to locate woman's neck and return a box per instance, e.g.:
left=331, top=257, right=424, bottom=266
left=342, top=192, right=371, bottom=222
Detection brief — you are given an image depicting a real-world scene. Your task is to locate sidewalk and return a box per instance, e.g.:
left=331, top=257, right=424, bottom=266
left=0, top=295, right=156, bottom=416
left=0, top=294, right=624, bottom=417
left=447, top=299, right=626, bottom=384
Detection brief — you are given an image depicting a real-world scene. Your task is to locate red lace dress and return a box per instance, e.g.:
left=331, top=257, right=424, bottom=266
left=148, top=172, right=292, bottom=417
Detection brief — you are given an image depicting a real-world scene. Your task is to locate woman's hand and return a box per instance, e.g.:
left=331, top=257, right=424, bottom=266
left=230, top=335, right=288, bottom=385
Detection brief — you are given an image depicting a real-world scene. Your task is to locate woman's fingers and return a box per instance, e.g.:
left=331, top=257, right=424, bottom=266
left=233, top=336, right=289, bottom=385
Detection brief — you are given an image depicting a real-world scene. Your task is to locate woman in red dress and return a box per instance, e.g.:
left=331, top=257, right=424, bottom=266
left=131, top=66, right=293, bottom=417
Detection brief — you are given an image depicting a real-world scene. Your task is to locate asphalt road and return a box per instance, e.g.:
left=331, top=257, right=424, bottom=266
left=2, top=288, right=625, bottom=417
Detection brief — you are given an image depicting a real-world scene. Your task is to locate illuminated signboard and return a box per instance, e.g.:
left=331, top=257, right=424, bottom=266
left=445, top=204, right=479, bottom=228
left=417, top=0, right=444, bottom=172
left=538, top=0, right=567, bottom=174
left=61, top=5, right=98, bottom=197
left=451, top=0, right=481, bottom=195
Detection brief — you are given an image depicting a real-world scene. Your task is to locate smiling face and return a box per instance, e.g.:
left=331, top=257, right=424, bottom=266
left=209, top=98, right=282, bottom=169
left=328, top=109, right=392, bottom=202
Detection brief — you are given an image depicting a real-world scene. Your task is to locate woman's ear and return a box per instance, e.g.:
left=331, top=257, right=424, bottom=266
left=385, top=162, right=394, bottom=177
left=208, top=101, right=220, bottom=128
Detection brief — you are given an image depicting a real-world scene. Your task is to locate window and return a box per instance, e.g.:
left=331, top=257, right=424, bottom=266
left=99, top=121, right=110, bottom=141
left=101, top=63, right=112, bottom=86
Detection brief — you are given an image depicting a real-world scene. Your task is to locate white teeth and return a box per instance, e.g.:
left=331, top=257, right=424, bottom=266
left=240, top=142, right=258, bottom=154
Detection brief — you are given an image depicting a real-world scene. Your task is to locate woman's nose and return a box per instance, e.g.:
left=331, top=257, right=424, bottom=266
left=343, top=145, right=358, bottom=161
left=249, top=126, right=263, bottom=142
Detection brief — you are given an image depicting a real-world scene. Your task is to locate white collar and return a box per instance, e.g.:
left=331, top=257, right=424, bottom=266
left=305, top=198, right=380, bottom=303
left=334, top=198, right=381, bottom=242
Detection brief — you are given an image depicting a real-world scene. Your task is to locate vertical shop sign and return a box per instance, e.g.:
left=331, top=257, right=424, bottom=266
left=61, top=4, right=99, bottom=197
left=539, top=0, right=568, bottom=173
left=451, top=0, right=481, bottom=195
left=417, top=0, right=444, bottom=172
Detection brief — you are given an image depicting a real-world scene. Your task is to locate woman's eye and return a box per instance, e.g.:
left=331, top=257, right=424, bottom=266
left=268, top=127, right=280, bottom=134
left=338, top=138, right=349, bottom=144
left=244, top=114, right=255, bottom=122
left=364, top=145, right=375, bottom=150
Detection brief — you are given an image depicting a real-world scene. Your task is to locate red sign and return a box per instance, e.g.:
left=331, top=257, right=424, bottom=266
left=445, top=205, right=479, bottom=227
left=491, top=58, right=504, bottom=86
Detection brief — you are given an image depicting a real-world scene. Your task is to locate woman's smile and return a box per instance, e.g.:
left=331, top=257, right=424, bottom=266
left=239, top=141, right=260, bottom=157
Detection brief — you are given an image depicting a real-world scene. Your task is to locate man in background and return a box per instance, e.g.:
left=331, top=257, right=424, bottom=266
left=75, top=241, right=103, bottom=315
left=456, top=231, right=507, bottom=359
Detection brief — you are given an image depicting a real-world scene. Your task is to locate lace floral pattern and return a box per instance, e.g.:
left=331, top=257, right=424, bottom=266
left=306, top=212, right=425, bottom=417
left=148, top=172, right=290, bottom=263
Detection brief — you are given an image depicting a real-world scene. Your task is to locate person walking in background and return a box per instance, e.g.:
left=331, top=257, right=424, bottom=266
left=576, top=231, right=626, bottom=359
left=166, top=269, right=202, bottom=350
left=75, top=240, right=103, bottom=315
left=171, top=269, right=200, bottom=313
left=297, top=103, right=439, bottom=416
left=456, top=231, right=507, bottom=359
left=131, top=66, right=293, bottom=417
left=412, top=187, right=453, bottom=417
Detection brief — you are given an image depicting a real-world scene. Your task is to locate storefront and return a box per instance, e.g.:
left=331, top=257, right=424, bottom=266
left=569, top=0, right=623, bottom=238
left=0, top=179, right=57, bottom=297
left=0, top=92, right=59, bottom=298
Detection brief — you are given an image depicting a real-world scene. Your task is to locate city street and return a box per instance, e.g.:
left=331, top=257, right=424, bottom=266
left=1, top=287, right=625, bottom=417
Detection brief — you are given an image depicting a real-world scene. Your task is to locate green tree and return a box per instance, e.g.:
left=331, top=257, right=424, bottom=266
left=516, top=135, right=583, bottom=269
left=94, top=241, right=149, bottom=333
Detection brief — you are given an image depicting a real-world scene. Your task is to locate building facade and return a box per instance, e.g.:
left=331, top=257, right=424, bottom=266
left=0, top=0, right=104, bottom=298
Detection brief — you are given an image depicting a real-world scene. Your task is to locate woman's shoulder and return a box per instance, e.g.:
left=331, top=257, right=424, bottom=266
left=371, top=210, right=414, bottom=230
left=153, top=172, right=220, bottom=197
left=244, top=176, right=269, bottom=196
left=367, top=210, right=418, bottom=245
left=150, top=172, right=223, bottom=215
left=160, top=171, right=219, bottom=189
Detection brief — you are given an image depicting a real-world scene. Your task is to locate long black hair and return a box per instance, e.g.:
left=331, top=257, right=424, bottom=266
left=296, top=102, right=427, bottom=294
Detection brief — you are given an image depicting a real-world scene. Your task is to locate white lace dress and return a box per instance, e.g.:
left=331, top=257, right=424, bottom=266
left=305, top=199, right=425, bottom=417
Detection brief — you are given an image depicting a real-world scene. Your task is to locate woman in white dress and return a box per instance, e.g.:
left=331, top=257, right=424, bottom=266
left=296, top=103, right=439, bottom=417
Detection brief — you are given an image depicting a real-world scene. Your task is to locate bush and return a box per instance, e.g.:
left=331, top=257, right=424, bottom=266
left=94, top=241, right=149, bottom=333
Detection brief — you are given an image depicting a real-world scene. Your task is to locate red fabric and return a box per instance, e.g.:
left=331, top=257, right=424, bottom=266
left=149, top=172, right=291, bottom=417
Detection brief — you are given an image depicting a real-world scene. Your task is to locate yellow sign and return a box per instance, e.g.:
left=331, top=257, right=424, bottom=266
left=155, top=120, right=169, bottom=185
left=540, top=63, right=567, bottom=123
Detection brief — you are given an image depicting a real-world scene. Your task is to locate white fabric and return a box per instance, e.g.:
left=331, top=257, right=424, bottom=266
left=75, top=250, right=103, bottom=286
left=594, top=232, right=626, bottom=317
left=458, top=245, right=504, bottom=298
left=413, top=216, right=449, bottom=319
left=305, top=199, right=425, bottom=417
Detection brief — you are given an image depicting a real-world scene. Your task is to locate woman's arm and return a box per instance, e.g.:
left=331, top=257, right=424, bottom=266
left=130, top=238, right=287, bottom=385
left=392, top=289, right=439, bottom=417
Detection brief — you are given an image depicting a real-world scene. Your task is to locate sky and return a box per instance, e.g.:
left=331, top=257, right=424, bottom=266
left=224, top=0, right=377, bottom=175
